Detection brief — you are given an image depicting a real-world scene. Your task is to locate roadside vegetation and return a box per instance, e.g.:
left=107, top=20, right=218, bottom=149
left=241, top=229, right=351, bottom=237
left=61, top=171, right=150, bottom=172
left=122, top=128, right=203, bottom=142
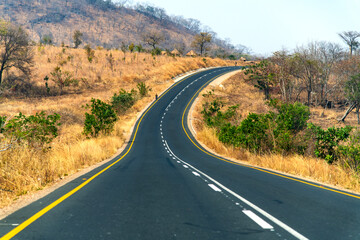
left=0, top=20, right=241, bottom=208
left=192, top=48, right=360, bottom=192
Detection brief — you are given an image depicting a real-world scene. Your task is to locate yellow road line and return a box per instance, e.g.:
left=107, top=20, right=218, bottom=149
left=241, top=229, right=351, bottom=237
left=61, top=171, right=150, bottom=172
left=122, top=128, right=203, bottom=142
left=181, top=70, right=360, bottom=200
left=0, top=69, right=201, bottom=240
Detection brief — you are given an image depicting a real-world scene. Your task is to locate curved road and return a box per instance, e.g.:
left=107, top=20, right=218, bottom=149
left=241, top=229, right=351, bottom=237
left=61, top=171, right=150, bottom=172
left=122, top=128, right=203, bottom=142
left=1, top=67, right=360, bottom=240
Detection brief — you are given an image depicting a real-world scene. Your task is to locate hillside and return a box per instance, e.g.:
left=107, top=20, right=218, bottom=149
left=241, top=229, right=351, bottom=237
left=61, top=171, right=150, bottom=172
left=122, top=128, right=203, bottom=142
left=0, top=0, right=197, bottom=50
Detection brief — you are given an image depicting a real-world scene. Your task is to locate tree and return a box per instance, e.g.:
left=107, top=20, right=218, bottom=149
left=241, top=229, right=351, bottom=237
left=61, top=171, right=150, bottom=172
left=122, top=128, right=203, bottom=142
left=341, top=74, right=360, bottom=123
left=292, top=46, right=321, bottom=106
left=244, top=60, right=276, bottom=100
left=191, top=32, right=212, bottom=56
left=73, top=30, right=83, bottom=49
left=270, top=50, right=295, bottom=102
left=0, top=21, right=33, bottom=86
left=41, top=35, right=53, bottom=45
left=338, top=31, right=360, bottom=56
left=142, top=30, right=165, bottom=50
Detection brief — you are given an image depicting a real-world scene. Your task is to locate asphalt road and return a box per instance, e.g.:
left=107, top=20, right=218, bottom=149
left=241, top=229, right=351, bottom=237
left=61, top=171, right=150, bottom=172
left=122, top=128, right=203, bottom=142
left=1, top=67, right=360, bottom=240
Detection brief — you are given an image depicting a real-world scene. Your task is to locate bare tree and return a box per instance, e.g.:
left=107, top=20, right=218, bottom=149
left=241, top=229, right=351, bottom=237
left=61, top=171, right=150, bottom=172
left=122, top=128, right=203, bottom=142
left=309, top=41, right=344, bottom=105
left=338, top=31, right=360, bottom=56
left=142, top=30, right=164, bottom=50
left=191, top=32, right=212, bottom=56
left=271, top=50, right=295, bottom=102
left=292, top=46, right=321, bottom=106
left=0, top=21, right=33, bottom=86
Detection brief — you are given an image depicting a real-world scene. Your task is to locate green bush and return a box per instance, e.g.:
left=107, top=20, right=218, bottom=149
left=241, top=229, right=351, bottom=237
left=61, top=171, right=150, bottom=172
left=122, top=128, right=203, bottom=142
left=2, top=111, right=61, bottom=148
left=111, top=89, right=137, bottom=114
left=207, top=99, right=311, bottom=154
left=137, top=82, right=151, bottom=98
left=219, top=113, right=270, bottom=152
left=270, top=100, right=310, bottom=153
left=83, top=98, right=117, bottom=138
left=151, top=48, right=162, bottom=56
left=308, top=123, right=353, bottom=164
left=0, top=116, right=5, bottom=133
left=339, top=135, right=360, bottom=172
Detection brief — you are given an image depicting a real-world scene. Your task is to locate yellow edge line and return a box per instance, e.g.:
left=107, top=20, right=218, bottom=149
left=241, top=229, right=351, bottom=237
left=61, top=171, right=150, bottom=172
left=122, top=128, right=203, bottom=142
left=1, top=70, right=201, bottom=240
left=182, top=70, right=360, bottom=200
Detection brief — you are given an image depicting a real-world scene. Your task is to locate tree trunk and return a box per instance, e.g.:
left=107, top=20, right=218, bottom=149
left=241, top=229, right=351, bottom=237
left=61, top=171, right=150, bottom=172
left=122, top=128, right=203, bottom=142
left=307, top=89, right=311, bottom=106
left=339, top=102, right=357, bottom=122
left=0, top=69, right=3, bottom=86
left=357, top=105, right=360, bottom=124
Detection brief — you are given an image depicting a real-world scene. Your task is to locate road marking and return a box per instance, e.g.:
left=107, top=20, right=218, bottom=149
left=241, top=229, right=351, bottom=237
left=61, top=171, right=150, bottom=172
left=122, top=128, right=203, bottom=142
left=183, top=165, right=189, bottom=169
left=181, top=70, right=360, bottom=201
left=192, top=171, right=200, bottom=177
left=243, top=210, right=273, bottom=229
left=208, top=184, right=222, bottom=192
left=164, top=140, right=308, bottom=240
left=0, top=68, right=219, bottom=240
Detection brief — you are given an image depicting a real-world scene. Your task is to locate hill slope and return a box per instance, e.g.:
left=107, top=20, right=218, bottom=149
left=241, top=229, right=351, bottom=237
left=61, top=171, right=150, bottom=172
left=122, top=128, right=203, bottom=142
left=0, top=0, right=197, bottom=50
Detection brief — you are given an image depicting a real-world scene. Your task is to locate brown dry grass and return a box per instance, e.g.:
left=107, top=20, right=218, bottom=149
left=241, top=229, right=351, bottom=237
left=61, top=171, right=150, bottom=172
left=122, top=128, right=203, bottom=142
left=0, top=45, right=237, bottom=208
left=192, top=71, right=360, bottom=193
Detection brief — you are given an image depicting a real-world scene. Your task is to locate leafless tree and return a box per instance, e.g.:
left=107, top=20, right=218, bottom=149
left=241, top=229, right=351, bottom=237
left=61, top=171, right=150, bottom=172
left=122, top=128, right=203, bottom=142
left=142, top=30, right=165, bottom=50
left=292, top=46, right=321, bottom=106
left=0, top=21, right=33, bottom=87
left=310, top=41, right=344, bottom=105
left=338, top=31, right=360, bottom=56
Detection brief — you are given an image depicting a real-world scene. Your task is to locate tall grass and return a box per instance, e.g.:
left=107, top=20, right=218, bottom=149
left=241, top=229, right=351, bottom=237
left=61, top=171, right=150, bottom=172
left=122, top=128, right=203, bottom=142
left=0, top=46, right=236, bottom=208
left=192, top=71, right=360, bottom=193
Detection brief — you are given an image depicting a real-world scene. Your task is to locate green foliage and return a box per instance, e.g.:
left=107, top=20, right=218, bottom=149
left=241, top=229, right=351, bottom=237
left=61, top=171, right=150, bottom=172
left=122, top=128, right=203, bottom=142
left=135, top=44, right=144, bottom=53
left=73, top=30, right=83, bottom=48
left=137, top=82, right=151, bottom=97
left=2, top=111, right=60, bottom=148
left=111, top=89, right=137, bottom=114
left=44, top=75, right=50, bottom=95
left=129, top=43, right=135, bottom=53
left=219, top=113, right=269, bottom=152
left=202, top=98, right=311, bottom=154
left=83, top=98, right=117, bottom=138
left=339, top=131, right=360, bottom=172
left=244, top=60, right=275, bottom=99
left=151, top=48, right=162, bottom=56
left=84, top=44, right=95, bottom=63
left=50, top=66, right=77, bottom=95
left=271, top=100, right=310, bottom=133
left=0, top=115, right=6, bottom=133
left=309, top=123, right=353, bottom=164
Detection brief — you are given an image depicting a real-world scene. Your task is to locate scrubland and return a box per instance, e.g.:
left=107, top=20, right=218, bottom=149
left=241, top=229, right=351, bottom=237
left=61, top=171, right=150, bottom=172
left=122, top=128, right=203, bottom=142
left=0, top=45, right=235, bottom=208
left=191, top=71, right=360, bottom=193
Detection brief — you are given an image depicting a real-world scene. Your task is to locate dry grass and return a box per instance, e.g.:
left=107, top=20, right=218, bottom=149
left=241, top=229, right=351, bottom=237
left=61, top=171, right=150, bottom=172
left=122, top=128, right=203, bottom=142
left=192, top=71, right=360, bottom=193
left=0, top=45, right=238, bottom=208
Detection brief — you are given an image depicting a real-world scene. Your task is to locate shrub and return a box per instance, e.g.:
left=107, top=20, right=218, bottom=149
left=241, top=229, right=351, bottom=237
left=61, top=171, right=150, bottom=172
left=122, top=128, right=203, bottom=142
left=111, top=89, right=137, bottom=114
left=137, top=82, right=151, bottom=97
left=219, top=113, right=270, bottom=152
left=2, top=111, right=61, bottom=148
left=339, top=133, right=360, bottom=172
left=50, top=66, right=78, bottom=95
left=308, top=123, right=353, bottom=164
left=83, top=98, right=117, bottom=138
left=270, top=100, right=311, bottom=153
left=151, top=48, right=162, bottom=56
left=84, top=44, right=95, bottom=63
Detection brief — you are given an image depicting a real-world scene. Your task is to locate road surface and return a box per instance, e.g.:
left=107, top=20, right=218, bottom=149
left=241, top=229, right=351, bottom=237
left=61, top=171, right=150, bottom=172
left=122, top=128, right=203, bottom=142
left=1, top=67, right=360, bottom=240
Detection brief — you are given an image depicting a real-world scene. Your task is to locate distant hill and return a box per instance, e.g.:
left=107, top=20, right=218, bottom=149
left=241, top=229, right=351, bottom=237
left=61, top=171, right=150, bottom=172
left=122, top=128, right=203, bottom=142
left=0, top=0, right=202, bottom=51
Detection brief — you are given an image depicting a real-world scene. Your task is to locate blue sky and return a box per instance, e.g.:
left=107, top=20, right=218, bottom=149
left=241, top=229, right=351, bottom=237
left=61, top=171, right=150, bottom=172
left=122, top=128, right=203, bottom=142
left=116, top=0, right=360, bottom=55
